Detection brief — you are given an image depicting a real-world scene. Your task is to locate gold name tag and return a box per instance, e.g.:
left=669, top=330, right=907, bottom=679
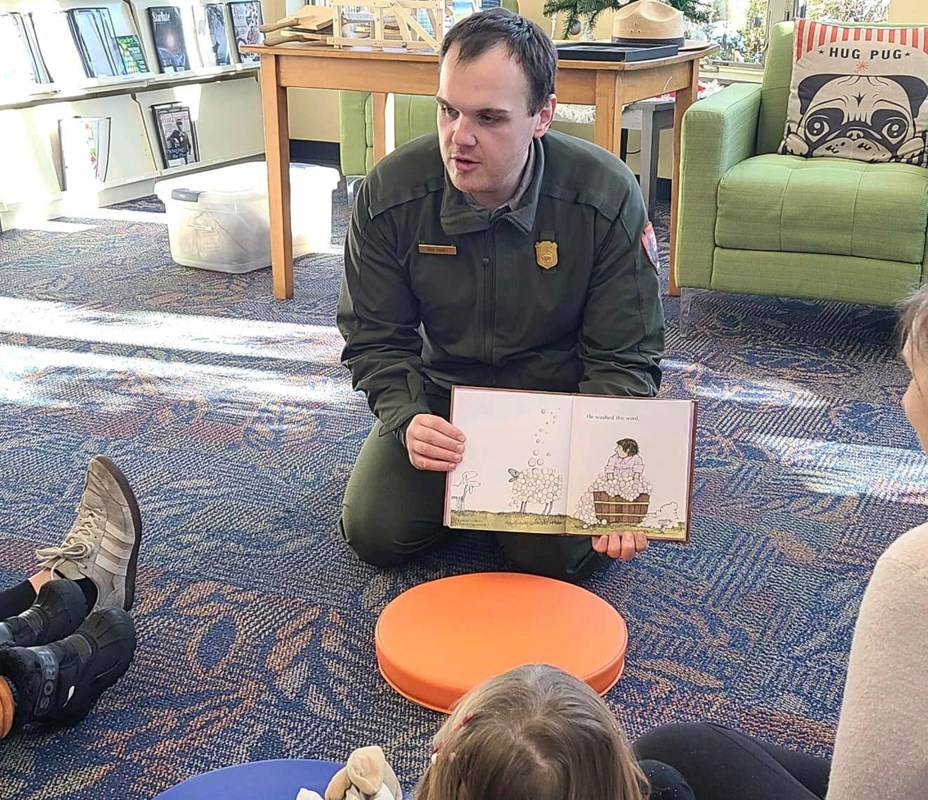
left=418, top=243, right=458, bottom=256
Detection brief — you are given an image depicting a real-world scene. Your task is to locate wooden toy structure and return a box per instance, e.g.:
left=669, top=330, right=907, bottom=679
left=260, top=5, right=335, bottom=46
left=329, top=0, right=453, bottom=50
left=260, top=0, right=484, bottom=52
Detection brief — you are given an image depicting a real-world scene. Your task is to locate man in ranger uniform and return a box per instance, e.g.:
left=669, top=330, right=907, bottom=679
left=337, top=8, right=664, bottom=582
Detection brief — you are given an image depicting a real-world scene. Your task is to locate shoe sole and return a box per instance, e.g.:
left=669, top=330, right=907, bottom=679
left=92, top=457, right=143, bottom=613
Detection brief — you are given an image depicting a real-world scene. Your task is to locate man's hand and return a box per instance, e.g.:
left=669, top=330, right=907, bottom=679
left=592, top=530, right=648, bottom=561
left=405, top=414, right=465, bottom=471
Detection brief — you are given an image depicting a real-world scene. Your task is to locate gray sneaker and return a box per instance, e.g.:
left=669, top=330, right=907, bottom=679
left=35, top=457, right=142, bottom=612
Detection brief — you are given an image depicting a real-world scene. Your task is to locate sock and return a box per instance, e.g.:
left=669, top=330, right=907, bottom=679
left=0, top=580, right=37, bottom=620
left=75, top=579, right=97, bottom=613
left=0, top=677, right=15, bottom=739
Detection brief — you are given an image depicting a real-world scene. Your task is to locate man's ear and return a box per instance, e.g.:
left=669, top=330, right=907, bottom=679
left=534, top=94, right=557, bottom=138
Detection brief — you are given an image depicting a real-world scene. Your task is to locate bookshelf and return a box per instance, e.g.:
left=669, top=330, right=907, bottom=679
left=0, top=0, right=267, bottom=229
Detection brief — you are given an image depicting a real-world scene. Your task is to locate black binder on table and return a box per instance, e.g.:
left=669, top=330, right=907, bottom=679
left=555, top=42, right=679, bottom=62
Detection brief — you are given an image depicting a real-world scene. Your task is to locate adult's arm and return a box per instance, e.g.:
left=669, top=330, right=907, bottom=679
left=337, top=181, right=431, bottom=438
left=577, top=194, right=665, bottom=398
left=827, top=523, right=928, bottom=799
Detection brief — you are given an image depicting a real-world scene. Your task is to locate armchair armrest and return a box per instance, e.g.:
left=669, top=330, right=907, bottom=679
left=674, top=83, right=763, bottom=289
left=339, top=91, right=371, bottom=177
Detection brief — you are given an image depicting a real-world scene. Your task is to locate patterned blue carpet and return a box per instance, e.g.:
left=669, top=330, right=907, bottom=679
left=0, top=177, right=921, bottom=799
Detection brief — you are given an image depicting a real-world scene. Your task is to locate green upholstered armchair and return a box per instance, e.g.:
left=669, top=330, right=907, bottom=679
left=339, top=91, right=439, bottom=176
left=674, top=22, right=928, bottom=307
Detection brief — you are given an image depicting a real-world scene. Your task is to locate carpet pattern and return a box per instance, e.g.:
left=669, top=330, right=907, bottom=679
left=0, top=176, right=921, bottom=799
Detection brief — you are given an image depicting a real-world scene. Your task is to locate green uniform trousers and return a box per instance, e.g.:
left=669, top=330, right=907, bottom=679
left=339, top=405, right=606, bottom=583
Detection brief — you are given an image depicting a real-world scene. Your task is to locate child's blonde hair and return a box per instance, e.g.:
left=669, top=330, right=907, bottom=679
left=900, top=284, right=928, bottom=358
left=416, top=664, right=648, bottom=800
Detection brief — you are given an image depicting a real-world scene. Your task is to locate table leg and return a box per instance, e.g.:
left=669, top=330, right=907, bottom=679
left=639, top=106, right=658, bottom=217
left=260, top=54, right=293, bottom=300
left=668, top=60, right=699, bottom=297
left=593, top=72, right=624, bottom=156
left=372, top=92, right=396, bottom=164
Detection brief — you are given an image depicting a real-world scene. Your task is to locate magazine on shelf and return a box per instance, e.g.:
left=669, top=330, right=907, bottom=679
left=193, top=3, right=230, bottom=67
left=148, top=6, right=190, bottom=73
left=66, top=8, right=125, bottom=78
left=444, top=387, right=696, bottom=541
left=58, top=116, right=111, bottom=189
left=0, top=12, right=50, bottom=85
left=152, top=103, right=198, bottom=168
left=116, top=34, right=149, bottom=74
left=21, top=13, right=52, bottom=82
left=229, top=1, right=263, bottom=63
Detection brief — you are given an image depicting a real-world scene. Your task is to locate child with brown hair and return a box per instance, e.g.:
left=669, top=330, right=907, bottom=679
left=326, top=663, right=693, bottom=800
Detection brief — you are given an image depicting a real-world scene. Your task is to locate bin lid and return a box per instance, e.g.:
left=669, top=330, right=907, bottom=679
left=375, top=572, right=628, bottom=713
left=154, top=161, right=339, bottom=204
left=155, top=759, right=343, bottom=800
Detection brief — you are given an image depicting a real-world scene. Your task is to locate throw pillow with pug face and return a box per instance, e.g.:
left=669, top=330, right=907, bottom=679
left=780, top=20, right=928, bottom=167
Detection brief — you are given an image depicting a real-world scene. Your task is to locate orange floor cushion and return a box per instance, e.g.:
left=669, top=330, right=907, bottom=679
left=375, top=572, right=629, bottom=713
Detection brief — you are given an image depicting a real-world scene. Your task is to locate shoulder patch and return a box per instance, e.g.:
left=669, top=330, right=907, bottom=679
left=641, top=221, right=660, bottom=271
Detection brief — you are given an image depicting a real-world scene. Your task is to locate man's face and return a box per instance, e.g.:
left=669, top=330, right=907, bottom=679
left=437, top=43, right=555, bottom=209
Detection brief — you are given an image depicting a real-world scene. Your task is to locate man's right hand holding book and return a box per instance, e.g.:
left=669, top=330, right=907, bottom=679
left=405, top=414, right=466, bottom=473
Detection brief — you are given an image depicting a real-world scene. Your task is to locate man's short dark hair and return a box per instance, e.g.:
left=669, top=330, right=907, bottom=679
left=439, top=8, right=558, bottom=115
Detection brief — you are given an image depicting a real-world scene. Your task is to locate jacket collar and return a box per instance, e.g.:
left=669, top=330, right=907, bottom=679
left=439, top=137, right=544, bottom=237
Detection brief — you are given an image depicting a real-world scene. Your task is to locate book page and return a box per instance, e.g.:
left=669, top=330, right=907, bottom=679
left=445, top=387, right=574, bottom=534
left=32, top=10, right=86, bottom=85
left=0, top=13, right=40, bottom=85
left=59, top=117, right=110, bottom=190
left=566, top=396, right=694, bottom=541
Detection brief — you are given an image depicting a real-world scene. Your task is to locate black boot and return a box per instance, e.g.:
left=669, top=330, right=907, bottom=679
left=0, top=607, right=136, bottom=729
left=0, top=580, right=88, bottom=648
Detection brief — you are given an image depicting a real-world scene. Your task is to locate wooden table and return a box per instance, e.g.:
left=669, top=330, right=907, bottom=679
left=242, top=43, right=718, bottom=300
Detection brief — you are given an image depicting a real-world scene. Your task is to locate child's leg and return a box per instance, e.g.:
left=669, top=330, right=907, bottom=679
left=639, top=759, right=695, bottom=800
left=635, top=722, right=829, bottom=800
left=0, top=580, right=39, bottom=620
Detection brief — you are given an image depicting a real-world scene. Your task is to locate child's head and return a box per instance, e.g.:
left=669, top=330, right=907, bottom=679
left=417, top=664, right=647, bottom=800
left=900, top=286, right=928, bottom=454
left=615, top=439, right=639, bottom=457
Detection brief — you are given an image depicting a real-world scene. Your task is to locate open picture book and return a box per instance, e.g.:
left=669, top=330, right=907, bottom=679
left=443, top=387, right=696, bottom=542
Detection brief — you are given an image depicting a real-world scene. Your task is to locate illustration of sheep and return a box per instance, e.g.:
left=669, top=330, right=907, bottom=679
left=450, top=471, right=480, bottom=511
left=642, top=502, right=680, bottom=532
left=508, top=467, right=563, bottom=515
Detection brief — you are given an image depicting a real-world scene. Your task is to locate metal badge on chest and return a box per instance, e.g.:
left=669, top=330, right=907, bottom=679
left=535, top=232, right=558, bottom=270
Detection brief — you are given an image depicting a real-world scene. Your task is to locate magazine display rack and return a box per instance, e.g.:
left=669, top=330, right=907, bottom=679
left=0, top=0, right=267, bottom=228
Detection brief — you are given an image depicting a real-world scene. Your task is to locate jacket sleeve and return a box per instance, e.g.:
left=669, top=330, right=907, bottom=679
left=336, top=181, right=431, bottom=438
left=577, top=193, right=664, bottom=398
left=826, top=525, right=928, bottom=800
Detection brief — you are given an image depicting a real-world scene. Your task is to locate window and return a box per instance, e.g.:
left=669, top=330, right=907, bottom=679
left=688, top=0, right=890, bottom=67
left=687, top=0, right=774, bottom=65
left=795, top=0, right=890, bottom=23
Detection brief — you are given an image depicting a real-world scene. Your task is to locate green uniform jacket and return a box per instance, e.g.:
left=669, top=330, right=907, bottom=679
left=337, top=130, right=665, bottom=438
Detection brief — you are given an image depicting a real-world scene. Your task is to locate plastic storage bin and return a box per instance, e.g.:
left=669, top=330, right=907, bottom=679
left=154, top=162, right=340, bottom=273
